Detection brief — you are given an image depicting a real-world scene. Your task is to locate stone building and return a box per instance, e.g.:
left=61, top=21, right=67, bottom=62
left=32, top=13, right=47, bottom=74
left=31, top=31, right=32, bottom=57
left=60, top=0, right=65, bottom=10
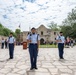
left=20, top=25, right=59, bottom=44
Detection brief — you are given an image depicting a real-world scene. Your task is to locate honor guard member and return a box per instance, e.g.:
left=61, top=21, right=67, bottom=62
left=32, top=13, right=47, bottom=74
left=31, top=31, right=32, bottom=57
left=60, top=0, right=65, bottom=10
left=8, top=33, right=15, bottom=59
left=56, top=32, right=65, bottom=60
left=27, top=27, right=40, bottom=70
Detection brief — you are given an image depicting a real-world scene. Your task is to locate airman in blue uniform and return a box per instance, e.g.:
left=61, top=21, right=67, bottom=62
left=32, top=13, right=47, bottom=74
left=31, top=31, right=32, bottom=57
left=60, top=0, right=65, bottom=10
left=8, top=33, right=15, bottom=59
left=56, top=32, right=65, bottom=60
left=27, top=27, right=40, bottom=70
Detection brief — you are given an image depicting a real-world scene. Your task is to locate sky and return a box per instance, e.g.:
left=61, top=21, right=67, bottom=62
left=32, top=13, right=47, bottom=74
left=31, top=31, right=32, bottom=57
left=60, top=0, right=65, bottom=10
left=0, top=0, right=76, bottom=31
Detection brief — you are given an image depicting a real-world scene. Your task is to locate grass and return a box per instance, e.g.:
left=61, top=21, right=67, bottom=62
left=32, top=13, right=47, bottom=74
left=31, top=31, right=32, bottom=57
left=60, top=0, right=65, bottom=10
left=39, top=44, right=57, bottom=48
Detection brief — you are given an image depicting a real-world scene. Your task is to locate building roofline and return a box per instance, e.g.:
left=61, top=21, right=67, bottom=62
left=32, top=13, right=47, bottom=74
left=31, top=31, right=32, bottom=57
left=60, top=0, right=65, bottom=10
left=36, top=24, right=50, bottom=29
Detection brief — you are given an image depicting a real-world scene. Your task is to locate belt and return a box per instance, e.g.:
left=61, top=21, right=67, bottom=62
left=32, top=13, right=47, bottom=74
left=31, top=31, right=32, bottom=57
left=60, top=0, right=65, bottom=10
left=30, top=43, right=37, bottom=45
left=58, top=43, right=64, bottom=44
left=9, top=43, right=14, bottom=44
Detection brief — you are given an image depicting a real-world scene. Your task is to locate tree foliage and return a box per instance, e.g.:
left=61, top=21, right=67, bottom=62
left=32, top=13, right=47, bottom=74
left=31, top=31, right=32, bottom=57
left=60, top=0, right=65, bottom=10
left=15, top=29, right=21, bottom=41
left=60, top=26, right=72, bottom=38
left=0, top=23, right=4, bottom=35
left=3, top=28, right=11, bottom=36
left=48, top=21, right=59, bottom=31
left=61, top=8, right=76, bottom=39
left=0, top=23, right=16, bottom=37
left=15, top=29, right=21, bottom=35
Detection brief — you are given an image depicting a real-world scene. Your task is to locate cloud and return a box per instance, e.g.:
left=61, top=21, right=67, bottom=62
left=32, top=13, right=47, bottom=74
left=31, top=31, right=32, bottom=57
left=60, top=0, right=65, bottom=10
left=0, top=0, right=76, bottom=31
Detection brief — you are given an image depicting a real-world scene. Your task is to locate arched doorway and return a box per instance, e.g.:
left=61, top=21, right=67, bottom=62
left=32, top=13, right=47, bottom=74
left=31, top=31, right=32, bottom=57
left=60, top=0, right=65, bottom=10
left=40, top=38, right=44, bottom=45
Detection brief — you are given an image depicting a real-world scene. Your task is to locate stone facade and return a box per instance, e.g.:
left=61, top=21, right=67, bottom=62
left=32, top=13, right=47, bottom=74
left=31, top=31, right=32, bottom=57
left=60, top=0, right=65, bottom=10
left=20, top=25, right=59, bottom=44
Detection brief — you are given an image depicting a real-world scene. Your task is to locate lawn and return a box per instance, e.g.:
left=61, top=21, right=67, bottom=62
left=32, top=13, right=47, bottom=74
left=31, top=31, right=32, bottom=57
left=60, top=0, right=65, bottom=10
left=39, top=44, right=57, bottom=48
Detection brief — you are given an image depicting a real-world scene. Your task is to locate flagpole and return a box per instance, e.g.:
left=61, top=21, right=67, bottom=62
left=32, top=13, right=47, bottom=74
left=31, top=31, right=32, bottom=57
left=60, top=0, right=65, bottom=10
left=19, top=24, right=21, bottom=43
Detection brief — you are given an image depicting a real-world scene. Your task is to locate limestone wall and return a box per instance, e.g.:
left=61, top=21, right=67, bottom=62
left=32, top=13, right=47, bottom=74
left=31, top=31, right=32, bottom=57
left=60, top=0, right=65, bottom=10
left=20, top=25, right=59, bottom=43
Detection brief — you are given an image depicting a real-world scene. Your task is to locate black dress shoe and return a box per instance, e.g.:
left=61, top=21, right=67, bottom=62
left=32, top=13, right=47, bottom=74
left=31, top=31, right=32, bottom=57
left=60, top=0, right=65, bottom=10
left=34, top=67, right=38, bottom=69
left=9, top=58, right=13, bottom=59
left=60, top=57, right=64, bottom=59
left=7, top=58, right=13, bottom=61
left=60, top=58, right=64, bottom=59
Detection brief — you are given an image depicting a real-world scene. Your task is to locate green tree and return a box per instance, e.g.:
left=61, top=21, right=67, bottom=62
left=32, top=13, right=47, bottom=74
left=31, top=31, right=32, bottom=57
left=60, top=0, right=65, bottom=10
left=15, top=29, right=21, bottom=35
left=12, top=32, right=17, bottom=38
left=48, top=21, right=59, bottom=31
left=0, top=23, right=17, bottom=38
left=3, top=28, right=11, bottom=36
left=61, top=8, right=76, bottom=39
left=70, top=24, right=76, bottom=38
left=68, top=9, right=76, bottom=22
left=15, top=29, right=21, bottom=41
left=0, top=23, right=3, bottom=27
left=60, top=25, right=72, bottom=38
left=0, top=23, right=4, bottom=35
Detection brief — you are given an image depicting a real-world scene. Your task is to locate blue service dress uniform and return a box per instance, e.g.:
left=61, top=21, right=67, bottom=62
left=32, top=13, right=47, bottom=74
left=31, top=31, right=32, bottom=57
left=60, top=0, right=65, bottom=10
left=8, top=36, right=15, bottom=59
left=27, top=33, right=40, bottom=69
left=56, top=35, right=65, bottom=59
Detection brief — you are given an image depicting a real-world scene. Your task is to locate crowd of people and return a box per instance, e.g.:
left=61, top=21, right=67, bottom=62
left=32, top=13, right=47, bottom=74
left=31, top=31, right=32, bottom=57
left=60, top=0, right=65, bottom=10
left=65, top=37, right=75, bottom=48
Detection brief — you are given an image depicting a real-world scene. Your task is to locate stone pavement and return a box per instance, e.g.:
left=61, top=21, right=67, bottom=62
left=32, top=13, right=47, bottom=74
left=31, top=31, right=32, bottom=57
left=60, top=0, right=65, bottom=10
left=0, top=46, right=76, bottom=75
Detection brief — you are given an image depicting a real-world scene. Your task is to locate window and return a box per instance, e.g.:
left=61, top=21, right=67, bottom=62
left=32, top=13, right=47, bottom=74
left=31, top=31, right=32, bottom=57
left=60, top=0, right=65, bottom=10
left=55, top=38, right=56, bottom=40
left=41, top=31, right=43, bottom=35
left=54, top=32, right=56, bottom=35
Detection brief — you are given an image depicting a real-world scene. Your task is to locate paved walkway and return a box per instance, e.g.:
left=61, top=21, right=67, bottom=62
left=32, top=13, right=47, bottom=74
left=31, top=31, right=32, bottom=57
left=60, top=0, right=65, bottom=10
left=0, top=46, right=76, bottom=75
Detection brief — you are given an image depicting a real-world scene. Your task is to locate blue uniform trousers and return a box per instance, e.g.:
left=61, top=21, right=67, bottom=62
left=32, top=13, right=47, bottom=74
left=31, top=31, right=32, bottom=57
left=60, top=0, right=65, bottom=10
left=58, top=43, right=64, bottom=59
left=9, top=43, right=14, bottom=59
left=1, top=43, right=4, bottom=49
left=29, top=44, right=38, bottom=68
